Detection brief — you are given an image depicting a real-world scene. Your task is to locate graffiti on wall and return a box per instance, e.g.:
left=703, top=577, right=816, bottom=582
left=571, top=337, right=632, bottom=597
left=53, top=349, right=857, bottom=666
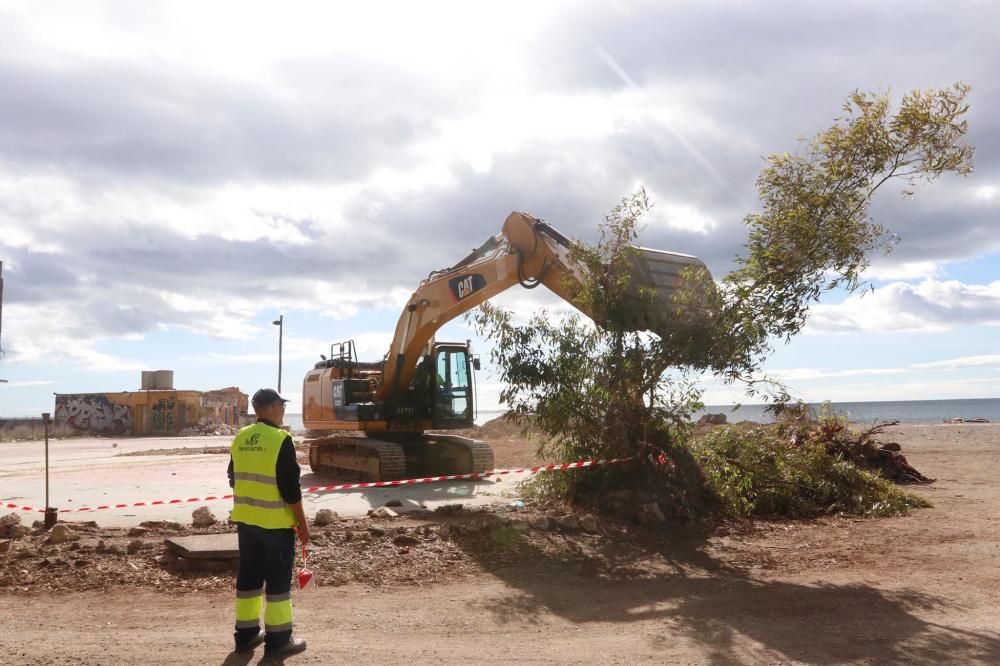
left=150, top=398, right=177, bottom=433
left=55, top=395, right=134, bottom=434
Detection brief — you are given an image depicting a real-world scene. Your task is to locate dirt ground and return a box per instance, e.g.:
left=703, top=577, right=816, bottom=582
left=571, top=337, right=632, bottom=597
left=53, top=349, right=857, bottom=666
left=2, top=422, right=999, bottom=664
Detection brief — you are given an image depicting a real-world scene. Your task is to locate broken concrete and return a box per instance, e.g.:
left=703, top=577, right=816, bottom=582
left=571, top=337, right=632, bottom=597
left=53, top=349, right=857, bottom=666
left=165, top=533, right=239, bottom=560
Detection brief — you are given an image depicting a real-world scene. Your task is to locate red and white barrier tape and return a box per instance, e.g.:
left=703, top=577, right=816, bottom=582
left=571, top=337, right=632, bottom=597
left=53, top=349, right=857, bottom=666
left=2, top=457, right=632, bottom=513
left=302, top=457, right=633, bottom=493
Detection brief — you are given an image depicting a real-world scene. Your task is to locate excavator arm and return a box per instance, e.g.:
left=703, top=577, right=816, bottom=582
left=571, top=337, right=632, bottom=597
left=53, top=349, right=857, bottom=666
left=375, top=211, right=708, bottom=401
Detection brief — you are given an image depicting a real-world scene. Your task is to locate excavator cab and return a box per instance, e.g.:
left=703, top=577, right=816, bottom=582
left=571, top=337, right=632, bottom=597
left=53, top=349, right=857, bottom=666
left=430, top=343, right=475, bottom=428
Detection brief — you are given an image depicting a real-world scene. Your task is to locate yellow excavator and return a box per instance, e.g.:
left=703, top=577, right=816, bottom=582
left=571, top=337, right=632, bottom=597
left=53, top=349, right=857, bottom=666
left=302, top=211, right=709, bottom=481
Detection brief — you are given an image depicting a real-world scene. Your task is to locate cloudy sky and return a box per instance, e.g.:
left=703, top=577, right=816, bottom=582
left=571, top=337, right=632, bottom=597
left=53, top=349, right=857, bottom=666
left=1, top=0, right=998, bottom=417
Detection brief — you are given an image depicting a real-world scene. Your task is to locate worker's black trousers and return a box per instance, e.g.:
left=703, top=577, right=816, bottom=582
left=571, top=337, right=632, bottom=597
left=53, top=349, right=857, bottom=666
left=234, top=523, right=295, bottom=651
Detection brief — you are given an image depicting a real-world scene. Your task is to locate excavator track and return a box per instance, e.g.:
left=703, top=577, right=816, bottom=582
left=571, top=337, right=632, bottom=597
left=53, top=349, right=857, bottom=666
left=307, top=435, right=407, bottom=481
left=416, top=434, right=495, bottom=477
left=307, top=432, right=494, bottom=482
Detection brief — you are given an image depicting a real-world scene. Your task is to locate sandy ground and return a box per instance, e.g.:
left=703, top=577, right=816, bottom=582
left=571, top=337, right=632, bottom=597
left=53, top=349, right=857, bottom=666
left=0, top=433, right=519, bottom=527
left=2, top=423, right=1000, bottom=664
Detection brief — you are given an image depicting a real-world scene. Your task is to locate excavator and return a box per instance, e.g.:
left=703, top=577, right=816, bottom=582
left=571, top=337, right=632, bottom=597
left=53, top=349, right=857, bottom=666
left=302, top=211, right=710, bottom=481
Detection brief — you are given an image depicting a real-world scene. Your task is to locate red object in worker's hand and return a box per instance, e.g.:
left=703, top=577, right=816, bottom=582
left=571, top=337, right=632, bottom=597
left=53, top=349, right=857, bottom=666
left=296, top=545, right=316, bottom=591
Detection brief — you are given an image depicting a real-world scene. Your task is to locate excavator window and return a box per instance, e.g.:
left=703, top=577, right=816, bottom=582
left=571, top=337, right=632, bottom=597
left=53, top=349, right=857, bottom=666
left=432, top=348, right=472, bottom=426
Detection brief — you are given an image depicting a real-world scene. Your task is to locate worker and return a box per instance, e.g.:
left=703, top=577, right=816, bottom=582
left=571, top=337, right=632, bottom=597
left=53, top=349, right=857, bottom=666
left=227, top=388, right=310, bottom=657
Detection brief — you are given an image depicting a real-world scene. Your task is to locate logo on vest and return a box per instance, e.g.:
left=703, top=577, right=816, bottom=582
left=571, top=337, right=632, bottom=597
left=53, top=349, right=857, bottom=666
left=239, top=432, right=264, bottom=452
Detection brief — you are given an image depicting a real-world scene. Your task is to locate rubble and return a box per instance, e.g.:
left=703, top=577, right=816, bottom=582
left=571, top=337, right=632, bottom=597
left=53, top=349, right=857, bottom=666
left=177, top=417, right=239, bottom=437
left=0, top=512, right=21, bottom=538
left=191, top=507, right=217, bottom=527
left=313, top=509, right=339, bottom=526
left=46, top=525, right=80, bottom=545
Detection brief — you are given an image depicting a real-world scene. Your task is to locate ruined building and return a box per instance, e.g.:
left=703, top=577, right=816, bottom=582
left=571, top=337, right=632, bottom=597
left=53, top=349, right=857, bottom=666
left=53, top=370, right=249, bottom=436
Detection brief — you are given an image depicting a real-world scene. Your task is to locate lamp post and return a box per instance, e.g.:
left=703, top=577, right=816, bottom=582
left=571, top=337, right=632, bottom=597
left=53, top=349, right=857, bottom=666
left=273, top=315, right=283, bottom=392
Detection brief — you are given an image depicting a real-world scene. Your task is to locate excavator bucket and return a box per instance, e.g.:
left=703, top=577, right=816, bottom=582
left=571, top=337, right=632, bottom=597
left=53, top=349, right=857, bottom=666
left=622, top=247, right=716, bottom=332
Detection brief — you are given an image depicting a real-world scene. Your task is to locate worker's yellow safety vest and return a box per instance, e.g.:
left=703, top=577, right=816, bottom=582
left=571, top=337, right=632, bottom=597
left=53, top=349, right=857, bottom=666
left=230, top=423, right=296, bottom=529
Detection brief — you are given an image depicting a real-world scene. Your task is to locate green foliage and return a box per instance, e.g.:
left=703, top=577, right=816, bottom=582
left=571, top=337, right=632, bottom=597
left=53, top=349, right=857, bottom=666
left=718, top=84, right=973, bottom=392
left=694, top=425, right=928, bottom=518
left=472, top=84, right=972, bottom=509
left=472, top=193, right=704, bottom=496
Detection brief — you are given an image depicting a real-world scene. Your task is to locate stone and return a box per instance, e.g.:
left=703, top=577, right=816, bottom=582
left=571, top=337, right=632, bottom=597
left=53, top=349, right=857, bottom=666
left=529, top=516, right=552, bottom=531
left=0, top=512, right=21, bottom=537
left=165, top=533, right=239, bottom=559
left=580, top=515, right=600, bottom=534
left=392, top=534, right=421, bottom=548
left=434, top=503, right=464, bottom=514
left=126, top=539, right=144, bottom=554
left=638, top=501, right=666, bottom=526
left=370, top=507, right=398, bottom=520
left=313, top=509, right=339, bottom=526
left=68, top=542, right=81, bottom=552
left=140, top=520, right=183, bottom=531
left=367, top=526, right=386, bottom=537
left=698, top=413, right=728, bottom=426
left=556, top=514, right=580, bottom=531
left=384, top=499, right=403, bottom=508
left=0, top=512, right=21, bottom=528
left=437, top=524, right=451, bottom=538
left=96, top=540, right=107, bottom=553
left=191, top=506, right=217, bottom=527
left=10, top=525, right=32, bottom=538
left=0, top=539, right=10, bottom=554
left=107, top=544, right=123, bottom=555
left=128, top=527, right=150, bottom=538
left=46, top=524, right=80, bottom=545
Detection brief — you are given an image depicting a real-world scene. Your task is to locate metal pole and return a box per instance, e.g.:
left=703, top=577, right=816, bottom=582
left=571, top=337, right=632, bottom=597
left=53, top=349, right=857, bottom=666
left=42, top=412, right=56, bottom=528
left=273, top=315, right=283, bottom=392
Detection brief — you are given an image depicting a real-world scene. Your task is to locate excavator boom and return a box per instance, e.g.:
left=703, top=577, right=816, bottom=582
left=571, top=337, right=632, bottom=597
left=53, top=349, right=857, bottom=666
left=377, top=211, right=708, bottom=401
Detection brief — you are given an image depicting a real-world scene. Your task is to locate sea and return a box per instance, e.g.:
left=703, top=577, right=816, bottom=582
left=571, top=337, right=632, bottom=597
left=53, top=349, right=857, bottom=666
left=283, top=398, right=1000, bottom=429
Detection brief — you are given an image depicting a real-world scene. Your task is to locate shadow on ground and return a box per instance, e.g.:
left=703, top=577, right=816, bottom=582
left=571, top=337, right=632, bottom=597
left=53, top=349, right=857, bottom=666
left=455, top=518, right=1000, bottom=664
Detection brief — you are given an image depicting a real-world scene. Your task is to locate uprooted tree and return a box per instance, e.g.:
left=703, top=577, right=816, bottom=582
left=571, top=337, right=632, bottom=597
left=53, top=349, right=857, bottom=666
left=472, top=84, right=973, bottom=517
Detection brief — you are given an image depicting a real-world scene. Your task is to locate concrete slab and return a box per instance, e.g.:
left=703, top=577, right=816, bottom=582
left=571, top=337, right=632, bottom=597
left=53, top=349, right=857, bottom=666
left=165, top=532, right=238, bottom=559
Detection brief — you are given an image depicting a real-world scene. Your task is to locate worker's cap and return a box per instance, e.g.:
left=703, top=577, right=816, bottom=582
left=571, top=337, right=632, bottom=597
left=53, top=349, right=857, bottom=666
left=251, top=388, right=289, bottom=407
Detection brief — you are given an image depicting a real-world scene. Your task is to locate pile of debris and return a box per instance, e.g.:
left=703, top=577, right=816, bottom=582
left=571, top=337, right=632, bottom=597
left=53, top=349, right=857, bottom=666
left=178, top=417, right=238, bottom=437
left=801, top=420, right=934, bottom=484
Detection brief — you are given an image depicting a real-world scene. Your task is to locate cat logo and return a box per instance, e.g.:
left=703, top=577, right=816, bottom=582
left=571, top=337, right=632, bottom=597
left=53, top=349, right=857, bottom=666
left=448, top=273, right=487, bottom=301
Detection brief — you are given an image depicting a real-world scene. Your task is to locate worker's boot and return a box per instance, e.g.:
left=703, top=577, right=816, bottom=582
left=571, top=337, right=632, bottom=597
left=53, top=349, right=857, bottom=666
left=265, top=636, right=307, bottom=657
left=234, top=629, right=265, bottom=653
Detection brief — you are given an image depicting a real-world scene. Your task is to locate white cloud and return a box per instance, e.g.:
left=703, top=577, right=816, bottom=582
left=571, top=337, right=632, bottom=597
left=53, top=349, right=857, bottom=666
left=766, top=367, right=908, bottom=381
left=864, top=260, right=942, bottom=281
left=912, top=354, right=1000, bottom=370
left=808, top=279, right=1000, bottom=333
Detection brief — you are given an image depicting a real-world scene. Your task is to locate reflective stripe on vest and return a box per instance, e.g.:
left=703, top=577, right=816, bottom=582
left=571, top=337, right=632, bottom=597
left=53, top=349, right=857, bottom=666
left=230, top=423, right=296, bottom=529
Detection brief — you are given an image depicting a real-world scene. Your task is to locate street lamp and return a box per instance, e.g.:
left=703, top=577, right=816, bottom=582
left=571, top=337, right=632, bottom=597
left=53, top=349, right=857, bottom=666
left=273, top=314, right=283, bottom=392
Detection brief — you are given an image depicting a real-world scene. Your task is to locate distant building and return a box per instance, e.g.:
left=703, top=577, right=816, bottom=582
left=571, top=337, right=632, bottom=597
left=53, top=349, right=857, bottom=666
left=53, top=371, right=249, bottom=436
